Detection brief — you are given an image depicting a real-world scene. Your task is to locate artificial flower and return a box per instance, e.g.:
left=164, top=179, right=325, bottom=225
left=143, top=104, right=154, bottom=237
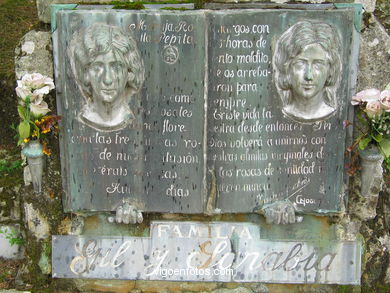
left=29, top=73, right=55, bottom=90
left=365, top=100, right=383, bottom=117
left=349, top=85, right=390, bottom=171
left=15, top=84, right=31, bottom=100
left=30, top=100, right=50, bottom=116
left=15, top=73, right=55, bottom=103
left=380, top=90, right=390, bottom=111
left=32, top=86, right=51, bottom=98
left=35, top=115, right=61, bottom=133
left=351, top=88, right=381, bottom=105
left=42, top=142, right=52, bottom=156
left=15, top=73, right=59, bottom=151
left=20, top=73, right=54, bottom=90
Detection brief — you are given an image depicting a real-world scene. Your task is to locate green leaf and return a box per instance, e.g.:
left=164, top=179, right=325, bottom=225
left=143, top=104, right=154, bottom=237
left=32, top=122, right=40, bottom=139
left=17, top=105, right=28, bottom=120
left=373, top=133, right=383, bottom=143
left=385, top=82, right=390, bottom=91
left=356, top=110, right=365, bottom=124
left=359, top=137, right=372, bottom=150
left=378, top=137, right=390, bottom=157
left=18, top=121, right=30, bottom=139
left=31, top=113, right=43, bottom=120
left=356, top=133, right=365, bottom=142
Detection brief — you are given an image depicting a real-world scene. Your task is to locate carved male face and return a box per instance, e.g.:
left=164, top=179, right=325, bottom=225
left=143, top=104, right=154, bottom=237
left=290, top=44, right=330, bottom=101
left=87, top=50, right=128, bottom=105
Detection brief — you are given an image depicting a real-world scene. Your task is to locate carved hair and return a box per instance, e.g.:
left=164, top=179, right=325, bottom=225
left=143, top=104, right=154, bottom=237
left=68, top=23, right=144, bottom=102
left=273, top=21, right=342, bottom=107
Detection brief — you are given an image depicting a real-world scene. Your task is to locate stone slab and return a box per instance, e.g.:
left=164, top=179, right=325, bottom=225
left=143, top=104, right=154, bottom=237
left=0, top=225, right=24, bottom=259
left=233, top=239, right=361, bottom=284
left=150, top=221, right=261, bottom=240
left=14, top=30, right=53, bottom=79
left=52, top=221, right=362, bottom=284
left=52, top=236, right=150, bottom=279
left=0, top=290, right=31, bottom=293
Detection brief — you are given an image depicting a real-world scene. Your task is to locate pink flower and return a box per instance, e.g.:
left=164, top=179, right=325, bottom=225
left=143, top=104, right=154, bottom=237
left=380, top=90, right=390, bottom=112
left=365, top=100, right=383, bottom=117
left=351, top=88, right=381, bottom=105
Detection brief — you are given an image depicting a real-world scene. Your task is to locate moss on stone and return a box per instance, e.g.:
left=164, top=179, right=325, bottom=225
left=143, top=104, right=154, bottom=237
left=160, top=7, right=189, bottom=10
left=0, top=149, right=23, bottom=222
left=336, top=285, right=362, bottom=292
left=24, top=239, right=49, bottom=288
left=361, top=284, right=390, bottom=293
left=112, top=2, right=146, bottom=10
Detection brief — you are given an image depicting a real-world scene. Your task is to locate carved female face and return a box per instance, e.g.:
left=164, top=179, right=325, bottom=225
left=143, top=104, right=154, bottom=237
left=290, top=44, right=330, bottom=102
left=87, top=50, right=128, bottom=105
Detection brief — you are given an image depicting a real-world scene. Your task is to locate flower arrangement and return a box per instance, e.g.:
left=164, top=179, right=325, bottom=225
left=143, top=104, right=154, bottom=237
left=15, top=73, right=60, bottom=155
left=350, top=86, right=390, bottom=171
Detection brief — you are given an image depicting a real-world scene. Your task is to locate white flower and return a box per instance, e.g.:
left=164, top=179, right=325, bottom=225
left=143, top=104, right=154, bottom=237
left=15, top=73, right=55, bottom=106
left=365, top=100, right=383, bottom=117
left=380, top=90, right=390, bottom=112
left=30, top=100, right=50, bottom=116
left=32, top=86, right=51, bottom=98
left=15, top=73, right=54, bottom=116
left=351, top=88, right=381, bottom=105
left=29, top=73, right=55, bottom=91
left=15, top=85, right=31, bottom=100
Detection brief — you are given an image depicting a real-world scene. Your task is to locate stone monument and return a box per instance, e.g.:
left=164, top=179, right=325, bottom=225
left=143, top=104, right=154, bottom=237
left=52, top=4, right=362, bottom=284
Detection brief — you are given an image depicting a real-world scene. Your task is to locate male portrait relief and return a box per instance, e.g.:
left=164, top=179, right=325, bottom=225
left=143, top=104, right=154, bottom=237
left=273, top=20, right=342, bottom=122
left=68, top=23, right=145, bottom=131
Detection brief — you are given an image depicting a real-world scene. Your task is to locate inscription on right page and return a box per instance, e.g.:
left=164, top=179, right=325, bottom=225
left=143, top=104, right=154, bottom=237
left=207, top=9, right=357, bottom=213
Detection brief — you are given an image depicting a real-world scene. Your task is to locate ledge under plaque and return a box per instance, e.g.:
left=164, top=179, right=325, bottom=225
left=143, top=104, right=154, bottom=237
left=52, top=221, right=362, bottom=284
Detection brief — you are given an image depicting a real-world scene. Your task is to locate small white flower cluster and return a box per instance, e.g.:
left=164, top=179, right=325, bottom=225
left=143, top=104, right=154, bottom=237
left=15, top=73, right=55, bottom=116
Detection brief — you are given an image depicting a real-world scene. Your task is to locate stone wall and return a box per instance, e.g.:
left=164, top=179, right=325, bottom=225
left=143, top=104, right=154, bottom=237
left=0, top=0, right=389, bottom=292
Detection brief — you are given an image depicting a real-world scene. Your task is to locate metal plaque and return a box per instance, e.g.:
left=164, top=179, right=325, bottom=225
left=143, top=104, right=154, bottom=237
left=52, top=221, right=362, bottom=284
left=54, top=9, right=206, bottom=213
left=206, top=8, right=359, bottom=213
left=53, top=5, right=360, bottom=213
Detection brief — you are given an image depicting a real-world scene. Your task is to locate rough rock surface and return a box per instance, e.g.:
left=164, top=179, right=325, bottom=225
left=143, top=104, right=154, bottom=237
left=14, top=30, right=53, bottom=80
left=355, top=0, right=377, bottom=12
left=358, top=16, right=390, bottom=90
left=23, top=203, right=50, bottom=240
left=36, top=0, right=113, bottom=23
left=0, top=188, right=21, bottom=222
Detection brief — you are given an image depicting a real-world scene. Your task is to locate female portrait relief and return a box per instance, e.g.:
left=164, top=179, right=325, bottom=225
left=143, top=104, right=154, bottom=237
left=273, top=20, right=342, bottom=122
left=68, top=23, right=145, bottom=131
